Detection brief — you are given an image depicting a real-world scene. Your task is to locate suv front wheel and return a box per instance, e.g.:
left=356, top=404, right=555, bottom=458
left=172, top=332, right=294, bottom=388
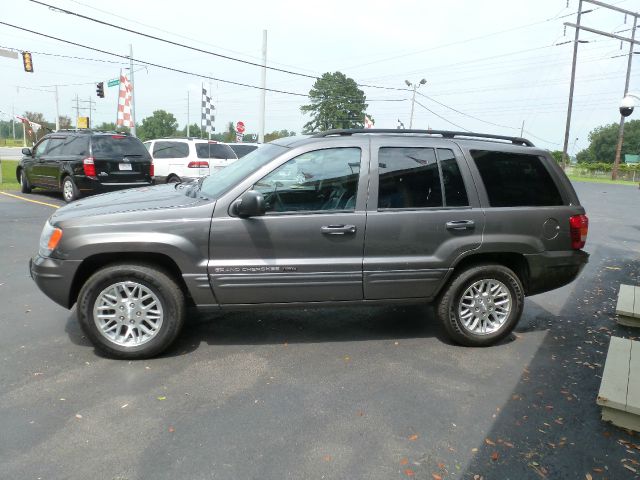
left=77, top=264, right=186, bottom=359
left=437, top=264, right=524, bottom=347
left=19, top=169, right=32, bottom=193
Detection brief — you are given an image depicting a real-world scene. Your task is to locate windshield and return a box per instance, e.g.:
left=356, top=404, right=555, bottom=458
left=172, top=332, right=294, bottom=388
left=198, top=143, right=288, bottom=198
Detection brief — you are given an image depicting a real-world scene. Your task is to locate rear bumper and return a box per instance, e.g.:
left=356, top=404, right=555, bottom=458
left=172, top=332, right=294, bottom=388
left=524, top=250, right=589, bottom=296
left=75, top=175, right=153, bottom=193
left=29, top=255, right=82, bottom=309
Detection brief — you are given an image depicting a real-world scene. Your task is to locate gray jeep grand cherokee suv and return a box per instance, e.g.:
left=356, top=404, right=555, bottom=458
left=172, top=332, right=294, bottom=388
left=30, top=129, right=589, bottom=359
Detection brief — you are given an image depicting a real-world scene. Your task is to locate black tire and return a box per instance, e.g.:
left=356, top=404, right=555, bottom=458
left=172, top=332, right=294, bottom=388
left=436, top=264, right=524, bottom=347
left=19, top=169, right=32, bottom=193
left=77, top=263, right=186, bottom=359
left=61, top=176, right=80, bottom=203
left=166, top=175, right=181, bottom=184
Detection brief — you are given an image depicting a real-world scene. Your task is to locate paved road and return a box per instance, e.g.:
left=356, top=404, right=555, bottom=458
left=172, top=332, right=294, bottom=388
left=0, top=146, right=22, bottom=160
left=0, top=183, right=639, bottom=480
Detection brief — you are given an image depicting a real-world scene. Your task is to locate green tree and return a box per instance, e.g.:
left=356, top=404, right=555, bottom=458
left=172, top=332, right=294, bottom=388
left=264, top=129, right=296, bottom=142
left=550, top=150, right=563, bottom=164
left=576, top=119, right=640, bottom=163
left=223, top=121, right=236, bottom=142
left=58, top=115, right=72, bottom=129
left=300, top=72, right=369, bottom=133
left=182, top=123, right=202, bottom=138
left=137, top=110, right=178, bottom=141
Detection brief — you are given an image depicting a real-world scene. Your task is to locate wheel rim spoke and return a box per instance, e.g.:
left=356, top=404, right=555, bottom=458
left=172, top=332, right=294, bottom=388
left=457, top=278, right=512, bottom=336
left=93, top=281, right=164, bottom=348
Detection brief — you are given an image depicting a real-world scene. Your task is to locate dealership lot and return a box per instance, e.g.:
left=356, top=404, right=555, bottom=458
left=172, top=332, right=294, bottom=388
left=0, top=183, right=639, bottom=479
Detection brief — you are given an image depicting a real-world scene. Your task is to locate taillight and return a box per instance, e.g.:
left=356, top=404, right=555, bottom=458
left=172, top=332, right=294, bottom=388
left=569, top=214, right=588, bottom=250
left=83, top=157, right=96, bottom=177
left=187, top=161, right=209, bottom=168
left=149, top=162, right=154, bottom=177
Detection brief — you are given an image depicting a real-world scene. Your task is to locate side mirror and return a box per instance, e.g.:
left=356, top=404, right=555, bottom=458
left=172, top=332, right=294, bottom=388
left=236, top=190, right=266, bottom=218
left=22, top=148, right=32, bottom=156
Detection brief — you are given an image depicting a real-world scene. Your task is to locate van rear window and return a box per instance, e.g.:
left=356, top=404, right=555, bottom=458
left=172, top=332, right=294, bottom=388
left=470, top=150, right=563, bottom=207
left=92, top=136, right=149, bottom=157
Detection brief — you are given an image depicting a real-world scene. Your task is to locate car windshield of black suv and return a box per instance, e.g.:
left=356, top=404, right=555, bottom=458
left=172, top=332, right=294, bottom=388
left=198, top=143, right=287, bottom=199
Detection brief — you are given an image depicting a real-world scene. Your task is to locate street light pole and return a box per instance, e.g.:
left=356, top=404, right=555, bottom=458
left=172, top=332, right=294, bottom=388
left=405, top=78, right=426, bottom=129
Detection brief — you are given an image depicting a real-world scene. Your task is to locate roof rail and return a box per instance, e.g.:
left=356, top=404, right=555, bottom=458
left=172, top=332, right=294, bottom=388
left=311, top=129, right=535, bottom=147
left=51, top=129, right=131, bottom=135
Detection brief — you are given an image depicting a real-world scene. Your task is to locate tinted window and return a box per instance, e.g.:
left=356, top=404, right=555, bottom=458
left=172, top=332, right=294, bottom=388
left=91, top=136, right=149, bottom=157
left=378, top=147, right=442, bottom=209
left=438, top=149, right=469, bottom=207
left=153, top=141, right=189, bottom=159
left=471, top=150, right=563, bottom=207
left=32, top=138, right=49, bottom=159
left=45, top=137, right=66, bottom=156
left=196, top=143, right=237, bottom=159
left=60, top=136, right=89, bottom=156
left=254, top=148, right=361, bottom=213
left=230, top=144, right=258, bottom=158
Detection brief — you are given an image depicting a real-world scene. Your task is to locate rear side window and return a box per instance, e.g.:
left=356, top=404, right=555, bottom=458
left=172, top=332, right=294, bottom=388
left=470, top=150, right=563, bottom=207
left=378, top=147, right=443, bottom=208
left=60, top=136, right=89, bottom=156
left=92, top=136, right=149, bottom=157
left=153, top=141, right=189, bottom=159
left=196, top=143, right=238, bottom=159
left=438, top=148, right=469, bottom=207
left=45, top=137, right=66, bottom=155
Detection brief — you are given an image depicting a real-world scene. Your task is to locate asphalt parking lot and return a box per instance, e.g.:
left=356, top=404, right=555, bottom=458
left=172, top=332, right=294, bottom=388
left=1, top=183, right=639, bottom=480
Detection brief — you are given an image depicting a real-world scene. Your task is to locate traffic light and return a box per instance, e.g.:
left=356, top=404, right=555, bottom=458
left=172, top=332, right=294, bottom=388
left=96, top=82, right=104, bottom=98
left=21, top=51, right=33, bottom=73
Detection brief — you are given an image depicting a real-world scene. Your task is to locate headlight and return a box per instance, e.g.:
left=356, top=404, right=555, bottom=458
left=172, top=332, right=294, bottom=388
left=39, top=221, right=63, bottom=257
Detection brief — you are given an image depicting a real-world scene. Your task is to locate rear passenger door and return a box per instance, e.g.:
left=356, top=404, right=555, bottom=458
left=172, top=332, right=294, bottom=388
left=41, top=136, right=67, bottom=188
left=363, top=138, right=485, bottom=300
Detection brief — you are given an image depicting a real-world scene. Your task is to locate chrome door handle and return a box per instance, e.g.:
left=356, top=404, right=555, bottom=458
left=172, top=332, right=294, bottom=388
left=321, top=224, right=357, bottom=235
left=446, top=220, right=475, bottom=230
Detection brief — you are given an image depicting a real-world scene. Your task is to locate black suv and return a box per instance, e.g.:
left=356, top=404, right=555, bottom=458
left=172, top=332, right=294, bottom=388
left=30, top=129, right=589, bottom=359
left=17, top=130, right=153, bottom=202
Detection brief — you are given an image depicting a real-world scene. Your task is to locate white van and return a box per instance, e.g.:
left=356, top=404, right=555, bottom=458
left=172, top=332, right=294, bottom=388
left=143, top=138, right=238, bottom=183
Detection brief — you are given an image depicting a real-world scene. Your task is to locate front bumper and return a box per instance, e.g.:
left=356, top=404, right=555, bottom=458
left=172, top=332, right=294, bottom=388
left=30, top=255, right=82, bottom=309
left=524, top=250, right=589, bottom=296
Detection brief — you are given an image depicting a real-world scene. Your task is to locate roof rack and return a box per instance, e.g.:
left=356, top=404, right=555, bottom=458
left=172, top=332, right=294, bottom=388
left=51, top=129, right=131, bottom=135
left=311, top=129, right=535, bottom=147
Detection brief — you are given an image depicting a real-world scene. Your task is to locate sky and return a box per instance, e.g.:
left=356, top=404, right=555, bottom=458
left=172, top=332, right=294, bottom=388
left=1, top=0, right=639, bottom=154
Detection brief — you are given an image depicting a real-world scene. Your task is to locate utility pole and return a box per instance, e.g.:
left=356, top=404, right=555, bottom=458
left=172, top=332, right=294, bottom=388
left=74, top=94, right=80, bottom=130
left=564, top=0, right=640, bottom=176
left=405, top=78, right=427, bottom=129
left=55, top=85, right=60, bottom=131
left=186, top=90, right=190, bottom=137
left=129, top=44, right=136, bottom=137
left=562, top=0, right=583, bottom=170
left=613, top=15, right=638, bottom=180
left=258, top=29, right=267, bottom=144
left=11, top=104, right=15, bottom=140
left=520, top=120, right=525, bottom=138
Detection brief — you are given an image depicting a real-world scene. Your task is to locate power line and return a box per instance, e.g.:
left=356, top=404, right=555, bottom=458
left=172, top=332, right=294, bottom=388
left=28, top=0, right=320, bottom=80
left=27, top=0, right=414, bottom=95
left=413, top=100, right=470, bottom=131
left=415, top=91, right=516, bottom=130
left=0, top=20, right=309, bottom=97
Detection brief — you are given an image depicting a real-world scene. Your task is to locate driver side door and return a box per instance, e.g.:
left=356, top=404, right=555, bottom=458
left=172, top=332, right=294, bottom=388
left=208, top=142, right=369, bottom=305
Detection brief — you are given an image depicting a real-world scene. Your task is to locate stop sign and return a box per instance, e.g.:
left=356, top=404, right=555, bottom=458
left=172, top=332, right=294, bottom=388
left=236, top=121, right=245, bottom=134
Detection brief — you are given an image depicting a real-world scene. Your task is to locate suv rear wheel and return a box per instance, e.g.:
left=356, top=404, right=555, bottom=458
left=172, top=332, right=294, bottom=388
left=19, top=169, right=32, bottom=193
left=437, top=264, right=524, bottom=346
left=62, top=176, right=80, bottom=203
left=77, top=264, right=186, bottom=359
